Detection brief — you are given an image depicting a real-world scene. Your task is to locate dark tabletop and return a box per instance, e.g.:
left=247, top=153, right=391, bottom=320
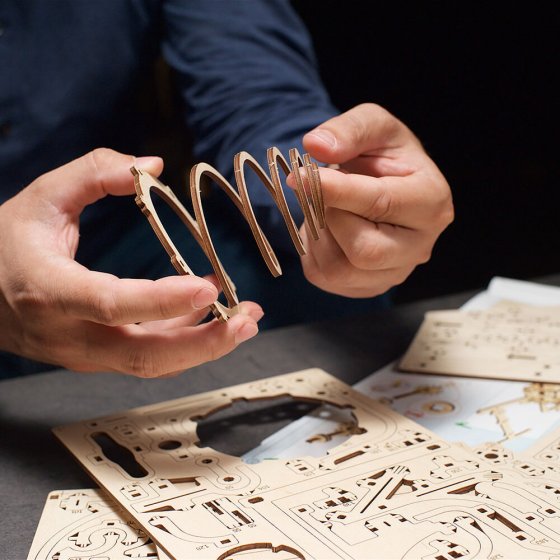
left=3, top=276, right=560, bottom=559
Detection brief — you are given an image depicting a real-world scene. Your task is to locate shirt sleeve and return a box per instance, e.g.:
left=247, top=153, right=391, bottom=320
left=160, top=0, right=338, bottom=247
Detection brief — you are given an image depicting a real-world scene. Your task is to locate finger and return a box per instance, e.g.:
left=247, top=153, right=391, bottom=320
left=32, top=148, right=163, bottom=215
left=316, top=166, right=452, bottom=230
left=303, top=103, right=420, bottom=165
left=140, top=301, right=264, bottom=332
left=84, top=313, right=261, bottom=377
left=139, top=307, right=212, bottom=332
left=138, top=272, right=228, bottom=332
left=202, top=273, right=221, bottom=290
left=300, top=226, right=415, bottom=298
left=325, top=207, right=435, bottom=271
left=48, top=262, right=220, bottom=325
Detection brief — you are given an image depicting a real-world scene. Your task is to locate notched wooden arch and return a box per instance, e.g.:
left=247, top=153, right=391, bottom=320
left=132, top=147, right=325, bottom=322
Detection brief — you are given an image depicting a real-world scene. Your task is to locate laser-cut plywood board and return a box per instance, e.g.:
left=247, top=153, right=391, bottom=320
left=53, top=369, right=560, bottom=559
left=525, top=426, right=560, bottom=473
left=399, top=300, right=560, bottom=382
left=27, top=488, right=170, bottom=560
left=467, top=430, right=560, bottom=506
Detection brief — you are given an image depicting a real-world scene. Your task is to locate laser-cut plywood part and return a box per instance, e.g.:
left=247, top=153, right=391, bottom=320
left=525, top=426, right=560, bottom=475
left=26, top=489, right=170, bottom=560
left=247, top=364, right=560, bottom=464
left=54, top=369, right=560, bottom=559
left=470, top=438, right=560, bottom=509
left=399, top=300, right=560, bottom=382
left=132, top=147, right=325, bottom=322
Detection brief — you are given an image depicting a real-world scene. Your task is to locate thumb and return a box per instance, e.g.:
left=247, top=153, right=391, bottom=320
left=32, top=148, right=163, bottom=216
left=303, top=103, right=412, bottom=164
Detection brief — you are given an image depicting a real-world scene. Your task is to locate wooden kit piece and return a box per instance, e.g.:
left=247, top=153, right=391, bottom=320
left=244, top=372, right=560, bottom=463
left=469, top=435, right=560, bottom=506
left=525, top=425, right=560, bottom=474
left=399, top=300, right=560, bottom=382
left=54, top=369, right=560, bottom=559
left=27, top=488, right=170, bottom=560
left=132, top=147, right=325, bottom=322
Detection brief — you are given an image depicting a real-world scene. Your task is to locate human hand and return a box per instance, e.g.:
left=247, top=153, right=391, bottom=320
left=292, top=103, right=453, bottom=298
left=0, top=149, right=263, bottom=377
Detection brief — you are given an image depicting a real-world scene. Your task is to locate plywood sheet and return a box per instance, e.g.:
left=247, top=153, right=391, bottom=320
left=244, top=364, right=560, bottom=464
left=54, top=369, right=560, bottom=559
left=399, top=301, right=560, bottom=382
left=26, top=488, right=169, bottom=560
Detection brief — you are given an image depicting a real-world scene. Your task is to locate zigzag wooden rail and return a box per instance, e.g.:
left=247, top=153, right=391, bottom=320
left=131, top=147, right=325, bottom=322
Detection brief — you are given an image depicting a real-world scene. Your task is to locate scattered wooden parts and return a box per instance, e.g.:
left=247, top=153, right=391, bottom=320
left=399, top=300, right=560, bottom=382
left=53, top=369, right=560, bottom=559
left=26, top=488, right=170, bottom=560
left=132, top=148, right=325, bottom=322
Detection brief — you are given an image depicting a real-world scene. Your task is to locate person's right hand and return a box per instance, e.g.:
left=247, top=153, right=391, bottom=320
left=0, top=149, right=263, bottom=377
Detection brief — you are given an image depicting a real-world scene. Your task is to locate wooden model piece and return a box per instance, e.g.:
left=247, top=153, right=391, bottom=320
left=244, top=366, right=560, bottom=465
left=132, top=147, right=325, bottom=322
left=525, top=425, right=560, bottom=472
left=472, top=433, right=560, bottom=503
left=27, top=488, right=169, bottom=560
left=399, top=300, right=560, bottom=382
left=54, top=369, right=560, bottom=559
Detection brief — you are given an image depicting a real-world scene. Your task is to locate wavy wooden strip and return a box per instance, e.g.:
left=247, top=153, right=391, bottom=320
left=132, top=147, right=324, bottom=322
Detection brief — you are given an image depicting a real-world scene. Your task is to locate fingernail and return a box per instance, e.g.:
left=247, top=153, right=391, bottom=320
left=308, top=129, right=336, bottom=148
left=235, top=321, right=259, bottom=344
left=237, top=303, right=265, bottom=321
left=134, top=156, right=162, bottom=169
left=193, top=287, right=217, bottom=309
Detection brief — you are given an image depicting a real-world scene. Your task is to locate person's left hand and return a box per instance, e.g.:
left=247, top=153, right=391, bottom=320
left=290, top=103, right=453, bottom=298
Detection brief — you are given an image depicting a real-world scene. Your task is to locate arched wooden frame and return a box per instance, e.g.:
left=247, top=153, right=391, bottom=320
left=132, top=148, right=325, bottom=323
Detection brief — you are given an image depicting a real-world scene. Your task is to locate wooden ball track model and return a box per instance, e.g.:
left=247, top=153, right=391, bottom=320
left=131, top=147, right=325, bottom=322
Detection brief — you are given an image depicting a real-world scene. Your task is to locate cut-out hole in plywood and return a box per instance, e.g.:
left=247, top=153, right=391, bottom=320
left=196, top=396, right=363, bottom=463
left=91, top=432, right=149, bottom=479
left=54, top=369, right=560, bottom=560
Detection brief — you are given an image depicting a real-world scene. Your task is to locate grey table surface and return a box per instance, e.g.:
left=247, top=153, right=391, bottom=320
left=3, top=275, right=559, bottom=559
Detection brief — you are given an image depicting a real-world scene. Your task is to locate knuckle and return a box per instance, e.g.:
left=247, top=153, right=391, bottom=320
left=192, top=334, right=230, bottom=365
left=358, top=102, right=385, bottom=117
left=155, top=296, right=175, bottom=320
left=89, top=289, right=122, bottom=326
left=439, top=195, right=455, bottom=228
left=89, top=148, right=121, bottom=193
left=347, top=232, right=387, bottom=270
left=359, top=103, right=402, bottom=140
left=125, top=348, right=160, bottom=377
left=430, top=179, right=454, bottom=229
left=302, top=259, right=332, bottom=289
left=345, top=110, right=369, bottom=145
left=89, top=147, right=113, bottom=170
left=415, top=244, right=433, bottom=265
left=9, top=276, right=52, bottom=321
left=303, top=257, right=354, bottom=294
left=394, top=266, right=415, bottom=287
left=366, top=184, right=395, bottom=221
left=10, top=283, right=43, bottom=314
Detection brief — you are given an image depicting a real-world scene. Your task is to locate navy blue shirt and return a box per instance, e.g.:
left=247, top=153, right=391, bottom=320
left=0, top=0, right=337, bottom=253
left=0, top=1, right=395, bottom=377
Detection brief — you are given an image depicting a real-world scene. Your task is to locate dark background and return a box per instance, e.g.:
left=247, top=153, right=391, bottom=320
left=292, top=2, right=558, bottom=303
